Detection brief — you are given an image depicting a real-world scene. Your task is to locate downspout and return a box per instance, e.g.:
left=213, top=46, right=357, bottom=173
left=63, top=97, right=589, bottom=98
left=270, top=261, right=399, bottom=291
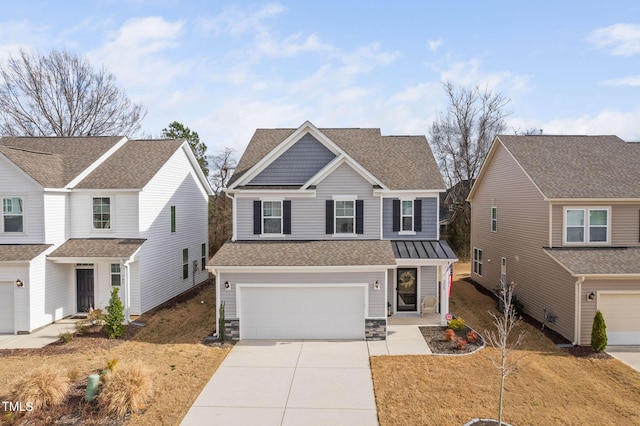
left=573, top=276, right=585, bottom=346
left=226, top=191, right=237, bottom=242
left=121, top=258, right=133, bottom=324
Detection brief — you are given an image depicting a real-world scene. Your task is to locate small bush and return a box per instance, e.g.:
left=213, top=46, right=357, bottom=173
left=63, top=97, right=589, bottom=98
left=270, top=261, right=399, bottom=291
left=447, top=317, right=466, bottom=330
left=454, top=337, right=468, bottom=350
left=444, top=328, right=456, bottom=341
left=105, top=287, right=125, bottom=339
left=591, top=310, right=608, bottom=352
left=467, top=330, right=479, bottom=343
left=68, top=368, right=80, bottom=382
left=98, top=361, right=154, bottom=417
left=58, top=331, right=74, bottom=344
left=9, top=365, right=70, bottom=411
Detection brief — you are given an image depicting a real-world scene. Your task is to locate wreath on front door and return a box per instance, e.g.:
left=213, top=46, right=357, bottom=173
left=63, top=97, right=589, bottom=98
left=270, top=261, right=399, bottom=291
left=399, top=271, right=415, bottom=289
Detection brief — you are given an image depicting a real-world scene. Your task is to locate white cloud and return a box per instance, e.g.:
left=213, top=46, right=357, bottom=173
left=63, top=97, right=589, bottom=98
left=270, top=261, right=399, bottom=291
left=587, top=23, right=640, bottom=56
left=390, top=82, right=440, bottom=103
left=198, top=3, right=285, bottom=37
left=428, top=39, right=442, bottom=52
left=437, top=58, right=532, bottom=95
left=255, top=32, right=333, bottom=58
left=599, top=75, right=640, bottom=86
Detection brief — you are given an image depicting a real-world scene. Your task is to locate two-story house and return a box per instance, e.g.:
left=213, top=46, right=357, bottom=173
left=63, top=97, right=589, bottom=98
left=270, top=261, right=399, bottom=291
left=468, top=135, right=640, bottom=346
left=208, top=121, right=457, bottom=340
left=0, top=136, right=213, bottom=334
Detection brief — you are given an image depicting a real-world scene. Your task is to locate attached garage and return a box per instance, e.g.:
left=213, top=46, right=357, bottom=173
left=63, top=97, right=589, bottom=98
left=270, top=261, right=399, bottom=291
left=239, top=285, right=366, bottom=340
left=0, top=282, right=15, bottom=334
left=598, top=292, right=640, bottom=346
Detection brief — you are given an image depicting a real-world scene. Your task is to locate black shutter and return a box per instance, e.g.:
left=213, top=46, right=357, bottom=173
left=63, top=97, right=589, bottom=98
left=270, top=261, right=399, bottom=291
left=283, top=200, right=291, bottom=234
left=356, top=200, right=364, bottom=234
left=326, top=200, right=334, bottom=234
left=414, top=199, right=422, bottom=232
left=253, top=200, right=261, bottom=234
left=392, top=199, right=400, bottom=232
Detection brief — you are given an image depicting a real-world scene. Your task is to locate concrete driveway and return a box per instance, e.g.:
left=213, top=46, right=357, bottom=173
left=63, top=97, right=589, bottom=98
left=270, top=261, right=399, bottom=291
left=181, top=340, right=378, bottom=426
left=607, top=347, right=640, bottom=373
left=0, top=319, right=75, bottom=349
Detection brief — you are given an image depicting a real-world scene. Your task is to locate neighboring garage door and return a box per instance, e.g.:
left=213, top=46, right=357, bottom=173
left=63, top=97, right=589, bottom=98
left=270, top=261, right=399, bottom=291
left=0, top=282, right=15, bottom=334
left=239, top=285, right=365, bottom=340
left=598, top=293, right=640, bottom=345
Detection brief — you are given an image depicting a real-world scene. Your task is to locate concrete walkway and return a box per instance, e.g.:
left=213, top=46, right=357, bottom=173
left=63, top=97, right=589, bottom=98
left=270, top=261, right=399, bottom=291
left=181, top=340, right=379, bottom=426
left=607, top=347, right=640, bottom=373
left=367, top=324, right=432, bottom=355
left=0, top=319, right=76, bottom=349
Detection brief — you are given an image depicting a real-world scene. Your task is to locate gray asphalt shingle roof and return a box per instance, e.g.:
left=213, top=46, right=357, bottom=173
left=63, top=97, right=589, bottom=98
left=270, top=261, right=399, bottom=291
left=544, top=247, right=640, bottom=275
left=48, top=238, right=146, bottom=258
left=0, top=244, right=52, bottom=262
left=210, top=240, right=398, bottom=267
left=231, top=127, right=445, bottom=190
left=0, top=136, right=123, bottom=187
left=497, top=135, right=640, bottom=199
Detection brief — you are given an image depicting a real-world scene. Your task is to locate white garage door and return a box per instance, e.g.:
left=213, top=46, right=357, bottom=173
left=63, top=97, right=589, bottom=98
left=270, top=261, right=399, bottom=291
left=239, top=286, right=365, bottom=340
left=0, top=282, right=15, bottom=334
left=598, top=293, right=640, bottom=345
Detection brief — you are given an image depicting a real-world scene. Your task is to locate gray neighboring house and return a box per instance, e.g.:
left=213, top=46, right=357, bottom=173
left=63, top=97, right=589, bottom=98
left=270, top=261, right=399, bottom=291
left=468, top=134, right=640, bottom=346
left=209, top=121, right=457, bottom=340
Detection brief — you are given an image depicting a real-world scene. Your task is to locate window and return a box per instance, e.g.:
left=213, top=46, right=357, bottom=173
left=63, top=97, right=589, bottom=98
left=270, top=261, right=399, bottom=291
left=111, top=264, right=121, bottom=286
left=335, top=200, right=355, bottom=233
left=565, top=208, right=609, bottom=243
left=473, top=248, right=483, bottom=276
left=2, top=197, right=23, bottom=232
left=500, top=257, right=506, bottom=286
left=170, top=206, right=176, bottom=233
left=92, top=197, right=111, bottom=230
left=262, top=201, right=282, bottom=234
left=182, top=248, right=189, bottom=280
left=491, top=207, right=497, bottom=232
left=401, top=200, right=413, bottom=231
left=201, top=243, right=207, bottom=271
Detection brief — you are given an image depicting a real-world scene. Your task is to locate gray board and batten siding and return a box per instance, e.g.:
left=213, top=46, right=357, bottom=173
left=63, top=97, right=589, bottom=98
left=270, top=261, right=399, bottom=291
left=237, top=162, right=381, bottom=240
left=248, top=133, right=336, bottom=186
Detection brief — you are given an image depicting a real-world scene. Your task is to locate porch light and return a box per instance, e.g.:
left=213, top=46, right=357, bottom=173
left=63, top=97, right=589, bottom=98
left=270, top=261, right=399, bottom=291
left=587, top=292, right=595, bottom=301
left=373, top=280, right=380, bottom=290
left=15, top=279, right=23, bottom=287
left=224, top=281, right=230, bottom=290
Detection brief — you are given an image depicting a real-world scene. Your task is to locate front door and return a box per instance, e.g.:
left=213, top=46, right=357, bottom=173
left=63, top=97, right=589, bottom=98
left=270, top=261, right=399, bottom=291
left=397, top=268, right=417, bottom=312
left=76, top=269, right=95, bottom=312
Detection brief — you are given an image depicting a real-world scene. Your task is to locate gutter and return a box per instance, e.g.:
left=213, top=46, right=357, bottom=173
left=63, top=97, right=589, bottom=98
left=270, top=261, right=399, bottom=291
left=121, top=245, right=144, bottom=326
left=573, top=276, right=585, bottom=345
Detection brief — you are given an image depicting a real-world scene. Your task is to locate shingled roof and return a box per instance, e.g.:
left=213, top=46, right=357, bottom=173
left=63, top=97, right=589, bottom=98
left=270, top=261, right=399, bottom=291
left=0, top=244, right=52, bottom=262
left=210, top=240, right=397, bottom=267
left=544, top=247, right=640, bottom=276
left=496, top=135, right=640, bottom=199
left=76, top=139, right=184, bottom=189
left=48, top=238, right=146, bottom=258
left=230, top=126, right=444, bottom=190
left=0, top=136, right=123, bottom=187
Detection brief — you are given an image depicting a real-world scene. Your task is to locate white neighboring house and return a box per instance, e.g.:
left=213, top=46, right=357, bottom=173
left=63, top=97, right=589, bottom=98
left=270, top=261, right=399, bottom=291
left=0, top=136, right=213, bottom=334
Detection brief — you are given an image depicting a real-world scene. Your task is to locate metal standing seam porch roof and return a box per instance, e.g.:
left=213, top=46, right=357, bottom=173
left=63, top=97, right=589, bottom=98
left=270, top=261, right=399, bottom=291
left=391, top=240, right=457, bottom=260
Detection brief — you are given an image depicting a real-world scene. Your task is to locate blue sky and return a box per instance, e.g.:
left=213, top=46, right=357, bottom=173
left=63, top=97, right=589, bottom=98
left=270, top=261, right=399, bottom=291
left=1, top=0, right=639, bottom=155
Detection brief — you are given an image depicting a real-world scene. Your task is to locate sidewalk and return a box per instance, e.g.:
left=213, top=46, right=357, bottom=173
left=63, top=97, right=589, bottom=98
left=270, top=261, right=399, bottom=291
left=0, top=319, right=76, bottom=349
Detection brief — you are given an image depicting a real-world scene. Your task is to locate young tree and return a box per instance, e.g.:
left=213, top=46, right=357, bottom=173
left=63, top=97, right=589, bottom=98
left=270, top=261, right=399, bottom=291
left=104, top=287, right=125, bottom=339
left=430, top=82, right=510, bottom=256
left=0, top=49, right=146, bottom=137
left=162, top=121, right=209, bottom=176
left=485, top=282, right=527, bottom=426
left=208, top=147, right=237, bottom=255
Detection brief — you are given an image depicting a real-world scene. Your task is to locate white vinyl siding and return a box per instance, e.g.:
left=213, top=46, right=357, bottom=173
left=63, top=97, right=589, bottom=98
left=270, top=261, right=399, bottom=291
left=0, top=281, right=14, bottom=333
left=0, top=156, right=43, bottom=243
left=70, top=192, right=139, bottom=238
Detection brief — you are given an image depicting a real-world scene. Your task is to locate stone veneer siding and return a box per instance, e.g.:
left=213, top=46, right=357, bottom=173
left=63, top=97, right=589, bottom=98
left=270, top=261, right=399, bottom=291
left=224, top=319, right=240, bottom=341
left=365, top=318, right=387, bottom=340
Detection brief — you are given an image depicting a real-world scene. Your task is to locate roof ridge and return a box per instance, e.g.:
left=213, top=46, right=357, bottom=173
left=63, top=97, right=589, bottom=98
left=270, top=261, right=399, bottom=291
left=0, top=145, right=57, bottom=156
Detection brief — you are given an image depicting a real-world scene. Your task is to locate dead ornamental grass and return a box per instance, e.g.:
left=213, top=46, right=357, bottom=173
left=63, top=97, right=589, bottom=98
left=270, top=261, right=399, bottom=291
left=372, top=261, right=640, bottom=426
left=9, top=365, right=70, bottom=411
left=99, top=361, right=153, bottom=418
left=0, top=281, right=231, bottom=426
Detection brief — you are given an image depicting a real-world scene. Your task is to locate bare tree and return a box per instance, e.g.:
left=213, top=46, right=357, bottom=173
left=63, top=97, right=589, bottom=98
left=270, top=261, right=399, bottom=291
left=208, top=147, right=237, bottom=255
left=430, top=82, right=510, bottom=257
left=484, top=282, right=527, bottom=426
left=0, top=49, right=146, bottom=137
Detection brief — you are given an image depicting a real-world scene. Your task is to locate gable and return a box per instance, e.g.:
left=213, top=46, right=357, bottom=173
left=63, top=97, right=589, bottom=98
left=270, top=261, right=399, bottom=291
left=248, top=133, right=336, bottom=186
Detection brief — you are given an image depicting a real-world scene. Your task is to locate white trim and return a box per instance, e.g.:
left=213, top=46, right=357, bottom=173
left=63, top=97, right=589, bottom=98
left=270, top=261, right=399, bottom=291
left=228, top=192, right=237, bottom=242
left=91, top=195, right=114, bottom=232
left=209, top=265, right=393, bottom=274
left=229, top=189, right=316, bottom=198
left=1, top=195, right=26, bottom=234
left=400, top=199, right=414, bottom=232
left=374, top=189, right=442, bottom=198
left=260, top=199, right=284, bottom=236
left=394, top=266, right=420, bottom=314
left=395, top=259, right=454, bottom=266
left=491, top=206, right=497, bottom=233
left=67, top=137, right=128, bottom=188
left=180, top=142, right=215, bottom=196
left=332, top=194, right=357, bottom=201
left=563, top=206, right=611, bottom=245
left=303, top=156, right=384, bottom=189
left=49, top=256, right=129, bottom=263
left=334, top=198, right=356, bottom=236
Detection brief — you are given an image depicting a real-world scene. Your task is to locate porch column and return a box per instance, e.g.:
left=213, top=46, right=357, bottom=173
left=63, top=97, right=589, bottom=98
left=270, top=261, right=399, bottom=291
left=440, top=263, right=450, bottom=326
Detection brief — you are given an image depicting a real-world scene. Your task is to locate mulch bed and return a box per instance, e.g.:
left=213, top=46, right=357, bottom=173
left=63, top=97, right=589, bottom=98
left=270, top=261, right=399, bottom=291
left=420, top=326, right=484, bottom=355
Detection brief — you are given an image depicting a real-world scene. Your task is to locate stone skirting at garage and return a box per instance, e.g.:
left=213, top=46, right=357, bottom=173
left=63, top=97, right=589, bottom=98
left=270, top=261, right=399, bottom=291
left=224, top=318, right=240, bottom=340
left=365, top=318, right=387, bottom=340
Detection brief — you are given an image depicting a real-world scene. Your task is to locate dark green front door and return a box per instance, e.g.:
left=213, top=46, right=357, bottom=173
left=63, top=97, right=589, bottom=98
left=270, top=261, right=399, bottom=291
left=76, top=269, right=94, bottom=312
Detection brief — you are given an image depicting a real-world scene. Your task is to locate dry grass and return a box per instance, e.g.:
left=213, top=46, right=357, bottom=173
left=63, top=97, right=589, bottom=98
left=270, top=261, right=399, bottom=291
left=8, top=365, right=70, bottom=411
left=98, top=361, right=154, bottom=418
left=372, top=261, right=640, bottom=425
left=0, top=280, right=231, bottom=425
